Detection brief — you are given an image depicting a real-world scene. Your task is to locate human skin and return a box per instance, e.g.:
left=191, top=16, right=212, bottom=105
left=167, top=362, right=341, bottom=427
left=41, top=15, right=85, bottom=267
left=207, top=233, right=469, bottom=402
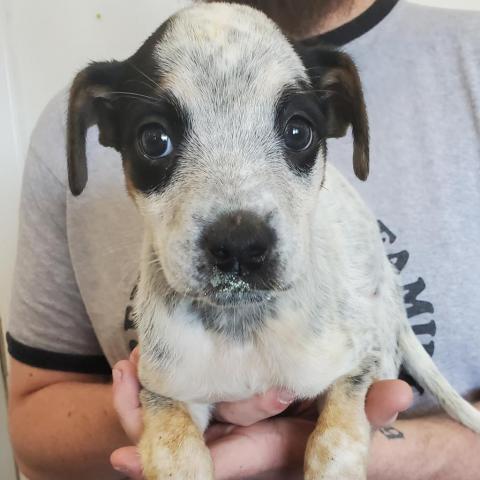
left=210, top=0, right=376, bottom=39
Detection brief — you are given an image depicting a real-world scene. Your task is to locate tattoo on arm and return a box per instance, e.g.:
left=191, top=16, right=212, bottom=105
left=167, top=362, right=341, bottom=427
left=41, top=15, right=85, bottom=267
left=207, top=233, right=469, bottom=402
left=379, top=426, right=405, bottom=440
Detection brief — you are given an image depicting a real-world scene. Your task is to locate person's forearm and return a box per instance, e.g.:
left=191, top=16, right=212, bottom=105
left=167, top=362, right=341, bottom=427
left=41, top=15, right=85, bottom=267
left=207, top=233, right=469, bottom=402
left=368, top=401, right=480, bottom=480
left=9, top=380, right=128, bottom=480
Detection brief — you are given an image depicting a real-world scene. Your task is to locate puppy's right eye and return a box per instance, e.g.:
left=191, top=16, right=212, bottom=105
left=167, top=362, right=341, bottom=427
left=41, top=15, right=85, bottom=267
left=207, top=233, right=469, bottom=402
left=283, top=116, right=314, bottom=152
left=138, top=124, right=173, bottom=159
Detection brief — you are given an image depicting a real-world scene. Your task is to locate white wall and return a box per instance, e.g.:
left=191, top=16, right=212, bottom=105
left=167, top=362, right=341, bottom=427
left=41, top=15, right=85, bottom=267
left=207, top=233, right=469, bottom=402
left=415, top=0, right=479, bottom=7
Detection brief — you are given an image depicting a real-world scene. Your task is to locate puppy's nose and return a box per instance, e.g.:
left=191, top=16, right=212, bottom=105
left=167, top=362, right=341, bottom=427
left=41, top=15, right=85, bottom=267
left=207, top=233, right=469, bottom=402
left=202, top=211, right=276, bottom=276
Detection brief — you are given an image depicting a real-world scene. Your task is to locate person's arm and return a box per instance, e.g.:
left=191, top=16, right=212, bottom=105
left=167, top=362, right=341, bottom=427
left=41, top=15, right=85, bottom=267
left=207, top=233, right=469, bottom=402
left=5, top=92, right=130, bottom=479
left=8, top=358, right=129, bottom=480
left=368, top=401, right=480, bottom=480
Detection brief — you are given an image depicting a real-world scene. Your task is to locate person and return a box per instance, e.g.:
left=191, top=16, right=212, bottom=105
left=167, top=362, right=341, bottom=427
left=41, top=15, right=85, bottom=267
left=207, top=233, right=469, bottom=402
left=5, top=0, right=479, bottom=479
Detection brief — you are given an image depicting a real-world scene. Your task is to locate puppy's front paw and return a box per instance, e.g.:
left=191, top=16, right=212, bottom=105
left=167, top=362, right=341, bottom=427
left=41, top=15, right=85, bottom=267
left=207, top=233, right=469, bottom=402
left=140, top=432, right=213, bottom=480
left=139, top=396, right=214, bottom=480
left=305, top=427, right=368, bottom=480
left=304, top=376, right=372, bottom=480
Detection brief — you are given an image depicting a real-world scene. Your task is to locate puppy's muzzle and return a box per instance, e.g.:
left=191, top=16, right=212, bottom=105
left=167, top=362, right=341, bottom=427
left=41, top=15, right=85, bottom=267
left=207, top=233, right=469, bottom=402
left=200, top=210, right=278, bottom=293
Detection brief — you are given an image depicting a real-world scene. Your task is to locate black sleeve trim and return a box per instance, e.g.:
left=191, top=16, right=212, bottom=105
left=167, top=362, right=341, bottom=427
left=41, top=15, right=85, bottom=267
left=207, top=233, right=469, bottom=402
left=6, top=332, right=112, bottom=375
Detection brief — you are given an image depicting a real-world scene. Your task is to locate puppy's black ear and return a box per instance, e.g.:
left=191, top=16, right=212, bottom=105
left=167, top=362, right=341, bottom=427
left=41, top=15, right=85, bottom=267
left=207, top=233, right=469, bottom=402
left=67, top=61, right=124, bottom=195
left=295, top=45, right=370, bottom=180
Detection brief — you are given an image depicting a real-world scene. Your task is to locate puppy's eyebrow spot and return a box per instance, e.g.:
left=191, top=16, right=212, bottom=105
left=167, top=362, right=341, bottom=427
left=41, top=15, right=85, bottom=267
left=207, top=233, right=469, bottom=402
left=275, top=80, right=312, bottom=109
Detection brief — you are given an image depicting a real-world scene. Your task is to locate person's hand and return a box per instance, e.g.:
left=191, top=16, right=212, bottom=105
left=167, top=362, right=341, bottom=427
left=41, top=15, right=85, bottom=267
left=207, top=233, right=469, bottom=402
left=110, top=349, right=413, bottom=479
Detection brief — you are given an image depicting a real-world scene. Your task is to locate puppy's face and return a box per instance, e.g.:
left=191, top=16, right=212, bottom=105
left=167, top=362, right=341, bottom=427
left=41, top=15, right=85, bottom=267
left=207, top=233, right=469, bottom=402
left=68, top=3, right=368, bottom=307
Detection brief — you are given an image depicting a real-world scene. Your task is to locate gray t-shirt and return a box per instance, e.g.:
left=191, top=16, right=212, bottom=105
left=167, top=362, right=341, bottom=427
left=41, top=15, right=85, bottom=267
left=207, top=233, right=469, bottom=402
left=7, top=0, right=480, bottom=413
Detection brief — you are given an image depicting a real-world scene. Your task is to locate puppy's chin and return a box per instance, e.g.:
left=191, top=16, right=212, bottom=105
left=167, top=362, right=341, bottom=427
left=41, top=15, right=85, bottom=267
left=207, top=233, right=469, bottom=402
left=199, top=290, right=275, bottom=308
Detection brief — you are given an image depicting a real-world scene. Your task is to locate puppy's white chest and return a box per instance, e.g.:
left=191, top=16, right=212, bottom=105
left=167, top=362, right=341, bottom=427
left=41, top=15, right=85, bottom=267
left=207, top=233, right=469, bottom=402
left=139, top=303, right=358, bottom=403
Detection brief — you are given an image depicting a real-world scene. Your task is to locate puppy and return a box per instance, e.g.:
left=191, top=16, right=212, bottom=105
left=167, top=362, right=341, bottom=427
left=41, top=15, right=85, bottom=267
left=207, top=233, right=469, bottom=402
left=67, top=3, right=480, bottom=479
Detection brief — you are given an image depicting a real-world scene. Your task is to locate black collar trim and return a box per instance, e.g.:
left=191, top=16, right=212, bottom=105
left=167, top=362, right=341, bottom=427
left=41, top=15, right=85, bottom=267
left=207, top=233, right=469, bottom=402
left=300, top=0, right=399, bottom=47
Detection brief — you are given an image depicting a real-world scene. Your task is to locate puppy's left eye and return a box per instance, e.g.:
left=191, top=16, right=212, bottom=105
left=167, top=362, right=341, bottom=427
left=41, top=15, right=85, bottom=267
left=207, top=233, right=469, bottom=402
left=138, top=123, right=173, bottom=159
left=283, top=117, right=313, bottom=151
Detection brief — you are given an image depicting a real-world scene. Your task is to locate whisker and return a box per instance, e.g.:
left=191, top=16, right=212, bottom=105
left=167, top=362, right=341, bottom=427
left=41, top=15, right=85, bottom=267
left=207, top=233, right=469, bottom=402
left=127, top=78, right=163, bottom=93
left=127, top=62, right=162, bottom=90
left=108, top=90, right=164, bottom=105
left=292, top=88, right=343, bottom=98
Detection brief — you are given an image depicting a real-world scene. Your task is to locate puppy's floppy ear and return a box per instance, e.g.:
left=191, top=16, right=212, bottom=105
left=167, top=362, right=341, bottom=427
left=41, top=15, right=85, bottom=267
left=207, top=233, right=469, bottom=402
left=295, top=45, right=370, bottom=180
left=67, top=61, right=124, bottom=196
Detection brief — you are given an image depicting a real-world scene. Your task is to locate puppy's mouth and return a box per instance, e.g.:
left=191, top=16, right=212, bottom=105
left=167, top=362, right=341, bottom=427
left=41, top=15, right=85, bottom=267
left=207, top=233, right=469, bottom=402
left=195, top=271, right=278, bottom=307
left=202, top=289, right=274, bottom=307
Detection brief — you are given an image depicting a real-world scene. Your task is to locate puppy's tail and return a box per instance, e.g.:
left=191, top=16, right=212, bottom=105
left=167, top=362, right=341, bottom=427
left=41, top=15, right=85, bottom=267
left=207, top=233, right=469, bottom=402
left=399, top=324, right=480, bottom=434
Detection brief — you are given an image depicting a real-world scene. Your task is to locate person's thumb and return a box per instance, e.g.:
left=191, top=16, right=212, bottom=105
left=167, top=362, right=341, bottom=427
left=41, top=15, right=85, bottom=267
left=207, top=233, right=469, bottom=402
left=112, top=360, right=143, bottom=442
left=365, top=380, right=413, bottom=428
left=111, top=446, right=144, bottom=480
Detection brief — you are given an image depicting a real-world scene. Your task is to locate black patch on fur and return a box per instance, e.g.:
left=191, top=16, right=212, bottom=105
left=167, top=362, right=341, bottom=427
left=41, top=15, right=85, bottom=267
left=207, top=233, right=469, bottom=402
left=149, top=342, right=171, bottom=362
left=349, top=371, right=368, bottom=388
left=275, top=84, right=327, bottom=176
left=292, top=46, right=370, bottom=180
left=124, top=305, right=135, bottom=330
left=118, top=89, right=191, bottom=194
left=140, top=388, right=175, bottom=410
left=67, top=16, right=193, bottom=196
left=189, top=298, right=277, bottom=341
left=347, top=356, right=379, bottom=394
left=67, top=60, right=126, bottom=195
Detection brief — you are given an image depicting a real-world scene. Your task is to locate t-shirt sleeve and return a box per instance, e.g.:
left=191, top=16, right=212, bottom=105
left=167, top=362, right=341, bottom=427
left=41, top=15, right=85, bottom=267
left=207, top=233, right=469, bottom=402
left=7, top=92, right=111, bottom=375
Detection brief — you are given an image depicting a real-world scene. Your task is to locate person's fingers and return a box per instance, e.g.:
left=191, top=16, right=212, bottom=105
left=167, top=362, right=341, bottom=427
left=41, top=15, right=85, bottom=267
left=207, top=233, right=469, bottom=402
left=205, top=422, right=237, bottom=444
left=365, top=380, right=413, bottom=428
left=205, top=397, right=315, bottom=443
left=110, top=446, right=144, bottom=480
left=214, top=389, right=296, bottom=427
left=130, top=347, right=140, bottom=366
left=209, top=418, right=313, bottom=479
left=112, top=360, right=143, bottom=443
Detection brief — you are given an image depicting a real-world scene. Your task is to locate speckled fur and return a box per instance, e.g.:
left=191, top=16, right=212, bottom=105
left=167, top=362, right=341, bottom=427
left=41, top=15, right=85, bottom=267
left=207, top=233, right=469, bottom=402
left=67, top=3, right=480, bottom=479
